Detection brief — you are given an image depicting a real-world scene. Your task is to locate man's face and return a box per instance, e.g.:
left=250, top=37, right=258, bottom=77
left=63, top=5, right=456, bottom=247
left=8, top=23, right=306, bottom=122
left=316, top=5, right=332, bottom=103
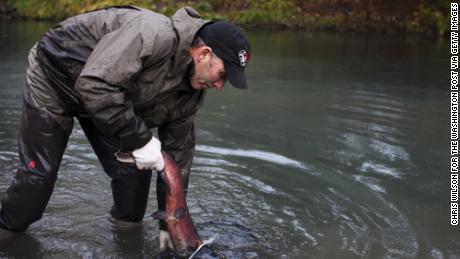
left=189, top=52, right=227, bottom=91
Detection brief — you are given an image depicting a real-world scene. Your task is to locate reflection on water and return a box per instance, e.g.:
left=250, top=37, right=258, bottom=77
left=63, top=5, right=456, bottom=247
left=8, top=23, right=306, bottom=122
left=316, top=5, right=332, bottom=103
left=196, top=145, right=308, bottom=170
left=0, top=21, right=455, bottom=258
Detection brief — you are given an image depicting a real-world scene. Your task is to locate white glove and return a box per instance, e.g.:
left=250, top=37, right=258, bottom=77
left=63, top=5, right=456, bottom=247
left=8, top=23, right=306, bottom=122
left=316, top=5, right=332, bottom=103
left=159, top=230, right=174, bottom=252
left=132, top=136, right=164, bottom=171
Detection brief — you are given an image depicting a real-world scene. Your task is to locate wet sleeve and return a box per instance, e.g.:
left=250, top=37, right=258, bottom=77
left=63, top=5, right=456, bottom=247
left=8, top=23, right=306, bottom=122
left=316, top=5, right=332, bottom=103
left=75, top=18, right=174, bottom=150
left=158, top=114, right=196, bottom=187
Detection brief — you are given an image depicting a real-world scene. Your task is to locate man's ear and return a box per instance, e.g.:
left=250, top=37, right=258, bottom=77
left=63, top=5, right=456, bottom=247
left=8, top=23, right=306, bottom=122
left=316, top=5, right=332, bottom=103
left=197, top=46, right=212, bottom=63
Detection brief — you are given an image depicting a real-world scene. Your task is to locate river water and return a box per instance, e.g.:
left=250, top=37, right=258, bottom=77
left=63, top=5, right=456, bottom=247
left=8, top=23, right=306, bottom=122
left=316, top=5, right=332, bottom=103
left=0, top=21, right=456, bottom=258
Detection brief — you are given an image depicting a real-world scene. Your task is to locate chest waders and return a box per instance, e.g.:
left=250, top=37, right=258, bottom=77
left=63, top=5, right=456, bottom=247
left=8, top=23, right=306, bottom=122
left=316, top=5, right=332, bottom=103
left=0, top=46, right=152, bottom=232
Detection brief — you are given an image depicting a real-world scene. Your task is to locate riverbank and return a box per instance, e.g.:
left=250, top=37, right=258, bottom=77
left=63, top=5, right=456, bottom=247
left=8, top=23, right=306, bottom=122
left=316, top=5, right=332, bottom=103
left=1, top=0, right=450, bottom=37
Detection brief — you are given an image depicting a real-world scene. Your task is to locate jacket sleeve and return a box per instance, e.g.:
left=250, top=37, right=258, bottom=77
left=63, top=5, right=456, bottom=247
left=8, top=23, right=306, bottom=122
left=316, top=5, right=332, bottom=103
left=158, top=114, right=196, bottom=187
left=75, top=17, right=174, bottom=151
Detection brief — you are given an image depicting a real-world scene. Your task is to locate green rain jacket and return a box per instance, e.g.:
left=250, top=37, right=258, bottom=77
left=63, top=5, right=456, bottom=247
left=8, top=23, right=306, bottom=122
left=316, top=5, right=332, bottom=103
left=35, top=6, right=210, bottom=176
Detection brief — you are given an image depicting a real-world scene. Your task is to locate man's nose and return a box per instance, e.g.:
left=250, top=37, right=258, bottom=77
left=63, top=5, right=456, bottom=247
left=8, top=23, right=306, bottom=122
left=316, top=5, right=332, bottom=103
left=214, top=79, right=225, bottom=91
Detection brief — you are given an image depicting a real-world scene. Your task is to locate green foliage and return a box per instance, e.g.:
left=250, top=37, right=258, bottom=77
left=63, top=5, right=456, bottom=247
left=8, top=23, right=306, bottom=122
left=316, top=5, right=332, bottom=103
left=232, top=0, right=296, bottom=26
left=79, top=0, right=152, bottom=14
left=12, top=0, right=56, bottom=19
left=7, top=0, right=451, bottom=37
left=11, top=0, right=153, bottom=19
left=320, top=15, right=343, bottom=30
left=301, top=13, right=345, bottom=30
left=195, top=1, right=226, bottom=21
left=406, top=4, right=448, bottom=36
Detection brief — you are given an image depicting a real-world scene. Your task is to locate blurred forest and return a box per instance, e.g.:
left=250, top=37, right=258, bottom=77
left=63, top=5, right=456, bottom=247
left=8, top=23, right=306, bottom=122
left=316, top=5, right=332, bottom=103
left=0, top=0, right=451, bottom=37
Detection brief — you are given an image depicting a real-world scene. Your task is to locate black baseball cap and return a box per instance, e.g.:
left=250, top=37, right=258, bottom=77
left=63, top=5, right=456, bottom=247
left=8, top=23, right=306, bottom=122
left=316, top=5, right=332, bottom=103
left=198, top=21, right=251, bottom=89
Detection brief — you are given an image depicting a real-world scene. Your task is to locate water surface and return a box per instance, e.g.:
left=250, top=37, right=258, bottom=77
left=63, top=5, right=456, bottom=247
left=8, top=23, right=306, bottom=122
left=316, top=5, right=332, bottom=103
left=0, top=21, right=455, bottom=258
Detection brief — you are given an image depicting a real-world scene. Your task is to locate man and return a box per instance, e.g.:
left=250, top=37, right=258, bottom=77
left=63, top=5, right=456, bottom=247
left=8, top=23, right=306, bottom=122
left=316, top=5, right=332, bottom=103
left=0, top=5, right=251, bottom=251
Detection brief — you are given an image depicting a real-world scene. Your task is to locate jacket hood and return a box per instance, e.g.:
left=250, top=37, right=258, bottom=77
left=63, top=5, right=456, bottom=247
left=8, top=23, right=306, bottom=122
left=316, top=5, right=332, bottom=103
left=170, top=7, right=210, bottom=76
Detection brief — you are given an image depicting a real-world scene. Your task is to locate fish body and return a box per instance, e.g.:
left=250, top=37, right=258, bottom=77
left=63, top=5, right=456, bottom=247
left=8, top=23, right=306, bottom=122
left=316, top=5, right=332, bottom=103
left=152, top=152, right=202, bottom=255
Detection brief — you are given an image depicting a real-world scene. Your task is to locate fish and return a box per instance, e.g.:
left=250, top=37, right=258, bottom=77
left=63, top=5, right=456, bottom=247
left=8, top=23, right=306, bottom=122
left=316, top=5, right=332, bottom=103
left=151, top=152, right=203, bottom=256
left=115, top=151, right=218, bottom=258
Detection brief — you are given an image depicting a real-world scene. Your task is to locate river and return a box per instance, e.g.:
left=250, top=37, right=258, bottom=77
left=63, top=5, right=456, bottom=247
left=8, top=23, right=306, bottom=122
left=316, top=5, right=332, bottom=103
left=0, top=20, right=455, bottom=258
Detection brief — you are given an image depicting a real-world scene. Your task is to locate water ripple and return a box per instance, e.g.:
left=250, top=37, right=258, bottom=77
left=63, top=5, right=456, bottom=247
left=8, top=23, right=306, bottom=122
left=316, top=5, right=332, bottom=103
left=359, top=161, right=402, bottom=179
left=196, top=145, right=308, bottom=170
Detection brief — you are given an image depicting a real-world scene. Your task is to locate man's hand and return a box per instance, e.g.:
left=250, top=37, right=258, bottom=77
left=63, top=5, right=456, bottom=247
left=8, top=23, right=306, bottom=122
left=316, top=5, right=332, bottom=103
left=132, top=136, right=164, bottom=171
left=159, top=230, right=174, bottom=252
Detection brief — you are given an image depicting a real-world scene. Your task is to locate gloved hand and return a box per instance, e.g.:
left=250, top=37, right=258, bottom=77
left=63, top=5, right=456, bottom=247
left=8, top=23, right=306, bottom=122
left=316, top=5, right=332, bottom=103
left=132, top=136, right=164, bottom=171
left=159, top=230, right=174, bottom=252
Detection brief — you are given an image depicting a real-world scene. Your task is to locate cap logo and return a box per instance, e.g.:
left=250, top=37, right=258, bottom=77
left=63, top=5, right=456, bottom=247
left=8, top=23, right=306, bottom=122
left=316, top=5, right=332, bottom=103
left=238, top=50, right=250, bottom=67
